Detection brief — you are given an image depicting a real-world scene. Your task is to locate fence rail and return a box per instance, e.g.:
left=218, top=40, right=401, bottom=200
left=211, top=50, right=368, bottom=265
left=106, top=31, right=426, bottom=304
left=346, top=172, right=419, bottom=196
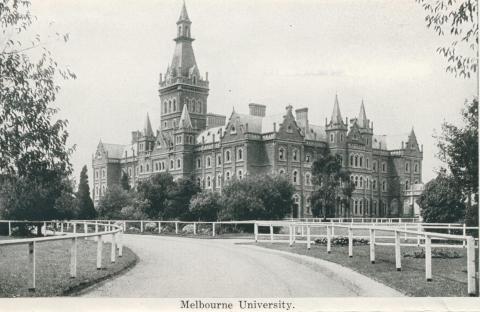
left=0, top=220, right=123, bottom=291
left=254, top=221, right=479, bottom=296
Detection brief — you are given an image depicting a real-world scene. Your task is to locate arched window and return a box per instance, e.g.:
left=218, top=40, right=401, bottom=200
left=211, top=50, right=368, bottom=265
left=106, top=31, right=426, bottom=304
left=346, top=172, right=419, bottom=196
left=128, top=168, right=132, bottom=177
left=217, top=154, right=222, bottom=165
left=279, top=147, right=285, bottom=161
left=405, top=180, right=410, bottom=190
left=173, top=99, right=176, bottom=112
left=350, top=155, right=354, bottom=166
left=146, top=164, right=149, bottom=172
left=366, top=158, right=369, bottom=168
left=163, top=101, right=167, bottom=114
left=355, top=176, right=359, bottom=186
left=217, top=175, right=222, bottom=188
left=140, top=165, right=143, bottom=173
left=405, top=162, right=409, bottom=172
left=414, top=163, right=419, bottom=173
left=292, top=149, right=298, bottom=161
left=293, top=170, right=298, bottom=184
left=207, top=176, right=211, bottom=188
left=238, top=148, right=243, bottom=160
left=305, top=173, right=311, bottom=186
left=279, top=169, right=285, bottom=175
left=293, top=194, right=300, bottom=204
left=225, top=150, right=231, bottom=162
left=226, top=171, right=231, bottom=181
left=177, top=158, right=181, bottom=169
left=197, top=101, right=201, bottom=113
left=354, top=155, right=358, bottom=167
left=196, top=177, right=201, bottom=186
left=330, top=134, right=334, bottom=143
left=373, top=161, right=377, bottom=172
left=192, top=75, right=196, bottom=84
left=359, top=156, right=363, bottom=167
left=305, top=154, right=311, bottom=162
left=340, top=134, right=344, bottom=141
left=360, top=176, right=363, bottom=188
left=206, top=156, right=211, bottom=167
left=168, top=100, right=172, bottom=112
left=354, top=200, right=358, bottom=214
left=382, top=162, right=387, bottom=172
left=238, top=169, right=243, bottom=180
left=170, top=160, right=174, bottom=169
left=197, top=158, right=201, bottom=169
left=382, top=180, right=387, bottom=192
left=230, top=125, right=236, bottom=134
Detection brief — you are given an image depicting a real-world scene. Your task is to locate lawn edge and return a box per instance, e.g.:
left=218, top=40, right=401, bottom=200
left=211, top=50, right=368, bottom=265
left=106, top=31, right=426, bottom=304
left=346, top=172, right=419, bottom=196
left=63, top=246, right=139, bottom=297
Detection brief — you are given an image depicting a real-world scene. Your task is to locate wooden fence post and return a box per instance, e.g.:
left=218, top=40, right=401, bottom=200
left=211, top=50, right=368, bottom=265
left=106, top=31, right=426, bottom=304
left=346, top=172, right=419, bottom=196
left=73, top=222, right=76, bottom=234
left=8, top=221, right=11, bottom=236
left=462, top=224, right=466, bottom=247
left=43, top=222, right=46, bottom=236
left=292, top=225, right=296, bottom=243
left=404, top=223, right=407, bottom=240
left=175, top=222, right=179, bottom=234
left=326, top=226, right=331, bottom=254
left=417, top=223, right=421, bottom=246
left=348, top=226, right=353, bottom=257
left=425, top=235, right=432, bottom=281
left=395, top=230, right=401, bottom=271
left=70, top=237, right=77, bottom=278
left=97, top=235, right=103, bottom=269
left=111, top=233, right=116, bottom=263
left=28, top=242, right=36, bottom=290
left=60, top=222, right=64, bottom=233
left=289, top=225, right=293, bottom=247
left=118, top=231, right=123, bottom=257
left=307, top=225, right=311, bottom=250
left=301, top=225, right=304, bottom=237
left=84, top=222, right=88, bottom=234
left=123, top=221, right=126, bottom=232
left=158, top=222, right=162, bottom=234
left=193, top=222, right=197, bottom=235
left=466, top=236, right=476, bottom=296
left=369, top=228, right=375, bottom=264
left=270, top=224, right=274, bottom=242
left=253, top=223, right=257, bottom=242
left=140, top=221, right=144, bottom=233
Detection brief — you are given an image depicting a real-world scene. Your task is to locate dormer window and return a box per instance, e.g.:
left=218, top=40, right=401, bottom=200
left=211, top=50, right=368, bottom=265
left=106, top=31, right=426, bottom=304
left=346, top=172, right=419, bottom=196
left=287, top=125, right=293, bottom=133
left=230, top=125, right=236, bottom=134
left=192, top=75, right=197, bottom=84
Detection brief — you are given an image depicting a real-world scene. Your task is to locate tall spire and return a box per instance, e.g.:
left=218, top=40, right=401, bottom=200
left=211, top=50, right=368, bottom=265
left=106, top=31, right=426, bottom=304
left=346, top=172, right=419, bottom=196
left=179, top=104, right=193, bottom=129
left=143, top=113, right=154, bottom=137
left=357, top=100, right=368, bottom=128
left=178, top=0, right=191, bottom=23
left=330, top=94, right=344, bottom=125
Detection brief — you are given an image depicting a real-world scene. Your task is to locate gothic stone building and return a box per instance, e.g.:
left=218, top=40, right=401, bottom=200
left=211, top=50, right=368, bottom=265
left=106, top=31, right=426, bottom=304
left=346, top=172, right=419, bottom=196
left=92, top=3, right=423, bottom=218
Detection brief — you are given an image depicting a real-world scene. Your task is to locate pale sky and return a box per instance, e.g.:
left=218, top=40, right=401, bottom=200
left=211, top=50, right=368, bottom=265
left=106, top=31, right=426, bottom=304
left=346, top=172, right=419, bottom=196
left=28, top=0, right=476, bottom=185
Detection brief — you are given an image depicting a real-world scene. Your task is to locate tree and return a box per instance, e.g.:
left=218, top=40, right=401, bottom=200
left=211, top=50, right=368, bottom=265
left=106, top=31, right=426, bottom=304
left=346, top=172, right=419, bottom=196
left=310, top=152, right=354, bottom=218
left=1, top=0, right=76, bottom=177
left=418, top=172, right=465, bottom=223
left=120, top=171, right=131, bottom=191
left=189, top=191, right=221, bottom=221
left=136, top=172, right=175, bottom=219
left=76, top=165, right=96, bottom=219
left=219, top=175, right=294, bottom=220
left=416, top=0, right=478, bottom=78
left=165, top=176, right=201, bottom=220
left=97, top=185, right=132, bottom=219
left=436, top=98, right=478, bottom=225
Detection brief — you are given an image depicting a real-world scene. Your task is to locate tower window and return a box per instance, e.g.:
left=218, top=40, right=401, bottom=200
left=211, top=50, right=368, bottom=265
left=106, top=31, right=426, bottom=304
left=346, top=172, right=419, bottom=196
left=207, top=156, right=211, bottom=167
left=197, top=158, right=201, bottom=169
left=173, top=99, right=176, bottom=112
left=330, top=134, right=334, bottom=143
left=405, top=162, right=410, bottom=172
left=193, top=75, right=196, bottom=84
left=382, top=162, right=387, bottom=172
left=405, top=180, right=410, bottom=190
left=207, top=176, right=211, bottom=188
left=292, top=149, right=298, bottom=161
left=226, top=171, right=231, bottom=181
left=217, top=154, right=222, bottom=165
left=292, top=170, right=298, bottom=184
left=170, top=160, right=174, bottom=169
left=238, top=148, right=243, bottom=160
left=354, top=155, right=358, bottom=167
left=237, top=169, right=243, bottom=180
left=359, top=156, right=363, bottom=167
left=305, top=154, right=311, bottom=162
left=414, top=163, right=419, bottom=173
left=279, top=147, right=285, bottom=161
left=169, top=100, right=172, bottom=112
left=225, top=150, right=231, bottom=162
left=177, top=159, right=181, bottom=169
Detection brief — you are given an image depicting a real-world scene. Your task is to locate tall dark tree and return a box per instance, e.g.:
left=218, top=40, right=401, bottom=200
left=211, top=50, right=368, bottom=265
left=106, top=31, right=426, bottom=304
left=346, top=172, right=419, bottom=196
left=165, top=176, right=201, bottom=220
left=310, top=152, right=354, bottom=218
left=97, top=185, right=132, bottom=219
left=76, top=165, right=96, bottom=219
left=436, top=98, right=478, bottom=226
left=136, top=172, right=175, bottom=219
left=120, top=171, right=131, bottom=191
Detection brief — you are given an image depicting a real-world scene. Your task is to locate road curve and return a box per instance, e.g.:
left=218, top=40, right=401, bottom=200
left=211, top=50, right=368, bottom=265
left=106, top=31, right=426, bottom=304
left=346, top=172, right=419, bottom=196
left=82, top=235, right=402, bottom=297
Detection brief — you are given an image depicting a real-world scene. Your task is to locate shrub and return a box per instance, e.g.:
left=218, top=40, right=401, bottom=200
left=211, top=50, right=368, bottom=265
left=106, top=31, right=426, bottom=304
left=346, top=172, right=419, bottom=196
left=403, top=248, right=462, bottom=259
left=314, top=236, right=369, bottom=246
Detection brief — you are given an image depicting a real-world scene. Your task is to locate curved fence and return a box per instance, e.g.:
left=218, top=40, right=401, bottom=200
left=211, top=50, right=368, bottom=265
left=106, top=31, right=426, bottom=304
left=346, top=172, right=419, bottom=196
left=0, top=220, right=123, bottom=291
left=254, top=221, right=479, bottom=296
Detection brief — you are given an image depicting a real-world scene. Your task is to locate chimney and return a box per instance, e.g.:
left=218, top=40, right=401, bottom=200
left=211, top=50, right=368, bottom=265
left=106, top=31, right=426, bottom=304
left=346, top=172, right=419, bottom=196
left=248, top=103, right=266, bottom=117
left=295, top=108, right=309, bottom=129
left=131, top=131, right=140, bottom=144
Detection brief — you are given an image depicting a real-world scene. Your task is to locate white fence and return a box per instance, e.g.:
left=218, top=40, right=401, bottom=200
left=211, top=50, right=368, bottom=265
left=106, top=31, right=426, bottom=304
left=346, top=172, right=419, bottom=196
left=0, top=220, right=123, bottom=291
left=254, top=221, right=478, bottom=296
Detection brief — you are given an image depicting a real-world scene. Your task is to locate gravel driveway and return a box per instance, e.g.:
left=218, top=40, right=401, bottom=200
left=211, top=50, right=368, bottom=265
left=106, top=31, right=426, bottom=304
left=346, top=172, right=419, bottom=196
left=82, top=234, right=402, bottom=297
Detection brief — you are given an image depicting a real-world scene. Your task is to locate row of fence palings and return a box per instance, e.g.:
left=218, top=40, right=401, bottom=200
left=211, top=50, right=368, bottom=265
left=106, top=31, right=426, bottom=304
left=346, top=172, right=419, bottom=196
left=254, top=221, right=479, bottom=296
left=0, top=221, right=123, bottom=291
left=2, top=219, right=477, bottom=240
left=287, top=217, right=421, bottom=223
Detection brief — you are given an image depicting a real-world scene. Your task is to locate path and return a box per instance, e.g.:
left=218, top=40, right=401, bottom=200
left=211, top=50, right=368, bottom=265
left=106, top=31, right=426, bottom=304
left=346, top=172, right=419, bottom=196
left=82, top=235, right=402, bottom=297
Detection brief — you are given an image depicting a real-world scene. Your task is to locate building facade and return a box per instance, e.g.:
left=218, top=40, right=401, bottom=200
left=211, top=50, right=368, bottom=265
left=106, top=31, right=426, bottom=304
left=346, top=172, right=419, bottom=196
left=92, top=3, right=423, bottom=218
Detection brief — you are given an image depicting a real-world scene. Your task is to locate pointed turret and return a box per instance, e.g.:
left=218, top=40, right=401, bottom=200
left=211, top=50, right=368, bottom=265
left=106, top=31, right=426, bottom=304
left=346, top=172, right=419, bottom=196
left=143, top=113, right=154, bottom=137
left=357, top=100, right=368, bottom=128
left=179, top=104, right=193, bottom=129
left=178, top=0, right=191, bottom=23
left=405, top=127, right=419, bottom=149
left=330, top=94, right=344, bottom=125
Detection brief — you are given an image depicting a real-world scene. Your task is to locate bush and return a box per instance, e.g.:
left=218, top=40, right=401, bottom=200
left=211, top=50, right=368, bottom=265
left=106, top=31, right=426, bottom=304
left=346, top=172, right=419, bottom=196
left=314, top=236, right=369, bottom=246
left=403, top=248, right=462, bottom=259
left=144, top=222, right=158, bottom=232
left=182, top=224, right=195, bottom=234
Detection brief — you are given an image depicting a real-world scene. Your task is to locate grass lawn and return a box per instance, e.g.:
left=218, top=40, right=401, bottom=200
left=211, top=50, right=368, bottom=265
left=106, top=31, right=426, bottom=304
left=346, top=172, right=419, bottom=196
left=0, top=236, right=137, bottom=297
left=254, top=241, right=477, bottom=297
